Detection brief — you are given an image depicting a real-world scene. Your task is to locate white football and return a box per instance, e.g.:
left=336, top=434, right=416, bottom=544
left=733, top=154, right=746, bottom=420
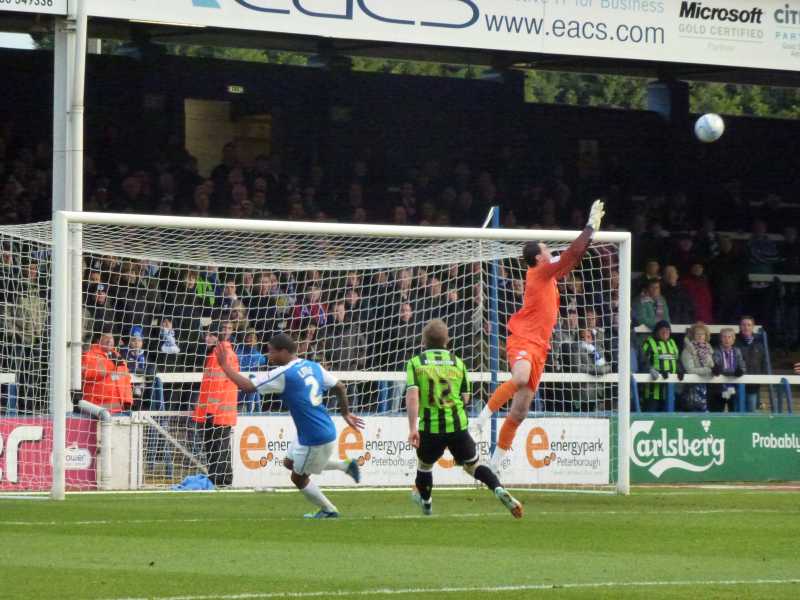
left=694, top=113, right=725, bottom=143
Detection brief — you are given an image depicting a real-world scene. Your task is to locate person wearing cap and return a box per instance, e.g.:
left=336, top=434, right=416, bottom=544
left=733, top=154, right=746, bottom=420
left=641, top=320, right=679, bottom=412
left=192, top=320, right=239, bottom=486
left=82, top=326, right=134, bottom=413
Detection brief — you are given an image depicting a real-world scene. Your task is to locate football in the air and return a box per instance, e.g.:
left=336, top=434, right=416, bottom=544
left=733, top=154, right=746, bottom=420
left=694, top=113, right=725, bottom=143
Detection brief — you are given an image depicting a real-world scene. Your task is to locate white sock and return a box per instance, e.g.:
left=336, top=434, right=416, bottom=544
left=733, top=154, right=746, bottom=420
left=490, top=446, right=508, bottom=470
left=301, top=480, right=337, bottom=513
left=324, top=459, right=348, bottom=472
left=477, top=405, right=492, bottom=423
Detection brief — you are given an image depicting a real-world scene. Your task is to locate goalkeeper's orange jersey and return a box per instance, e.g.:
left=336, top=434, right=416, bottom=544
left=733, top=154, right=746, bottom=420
left=507, top=230, right=592, bottom=351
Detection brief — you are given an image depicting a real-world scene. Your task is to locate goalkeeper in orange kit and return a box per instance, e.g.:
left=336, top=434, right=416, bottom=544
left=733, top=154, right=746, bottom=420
left=474, top=200, right=606, bottom=472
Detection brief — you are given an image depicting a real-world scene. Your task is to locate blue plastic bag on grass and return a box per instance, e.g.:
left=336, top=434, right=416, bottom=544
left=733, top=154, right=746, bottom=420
left=171, top=474, right=215, bottom=491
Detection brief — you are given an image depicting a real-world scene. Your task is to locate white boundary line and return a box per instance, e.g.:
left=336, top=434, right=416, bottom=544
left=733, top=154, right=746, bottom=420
left=2, top=484, right=799, bottom=499
left=101, top=579, right=800, bottom=600
left=0, top=508, right=789, bottom=528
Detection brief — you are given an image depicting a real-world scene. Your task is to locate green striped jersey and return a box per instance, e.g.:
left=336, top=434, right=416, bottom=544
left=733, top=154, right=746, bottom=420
left=405, top=349, right=471, bottom=434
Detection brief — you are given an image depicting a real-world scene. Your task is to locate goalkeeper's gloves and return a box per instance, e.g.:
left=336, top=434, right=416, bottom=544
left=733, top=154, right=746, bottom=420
left=586, top=199, right=605, bottom=232
left=649, top=368, right=660, bottom=381
left=734, top=367, right=744, bottom=377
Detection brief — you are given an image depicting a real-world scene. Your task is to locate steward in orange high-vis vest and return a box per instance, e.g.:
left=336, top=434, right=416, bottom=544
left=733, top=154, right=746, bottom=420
left=82, top=330, right=133, bottom=413
left=193, top=321, right=239, bottom=486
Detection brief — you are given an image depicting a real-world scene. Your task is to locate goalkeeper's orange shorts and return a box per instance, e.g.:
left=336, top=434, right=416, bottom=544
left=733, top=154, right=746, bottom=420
left=506, top=335, right=547, bottom=392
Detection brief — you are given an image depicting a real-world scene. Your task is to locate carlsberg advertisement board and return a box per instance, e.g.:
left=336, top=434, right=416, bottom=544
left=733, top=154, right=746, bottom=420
left=630, top=415, right=800, bottom=483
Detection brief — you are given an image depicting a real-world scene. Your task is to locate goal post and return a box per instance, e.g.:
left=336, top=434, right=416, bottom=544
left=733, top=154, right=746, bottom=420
left=6, top=211, right=631, bottom=497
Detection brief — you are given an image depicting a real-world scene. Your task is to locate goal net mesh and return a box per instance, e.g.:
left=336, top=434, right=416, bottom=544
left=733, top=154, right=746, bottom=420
left=0, top=220, right=622, bottom=492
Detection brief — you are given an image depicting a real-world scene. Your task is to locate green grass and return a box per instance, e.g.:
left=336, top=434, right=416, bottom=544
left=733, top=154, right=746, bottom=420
left=0, top=488, right=799, bottom=600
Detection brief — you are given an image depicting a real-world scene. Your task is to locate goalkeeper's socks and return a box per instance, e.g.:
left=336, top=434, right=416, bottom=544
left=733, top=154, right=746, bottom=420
left=497, top=416, right=521, bottom=451
left=301, top=480, right=337, bottom=514
left=487, top=380, right=520, bottom=412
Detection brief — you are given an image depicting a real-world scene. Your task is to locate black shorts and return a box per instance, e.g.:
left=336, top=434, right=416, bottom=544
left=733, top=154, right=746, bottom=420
left=417, top=429, right=478, bottom=467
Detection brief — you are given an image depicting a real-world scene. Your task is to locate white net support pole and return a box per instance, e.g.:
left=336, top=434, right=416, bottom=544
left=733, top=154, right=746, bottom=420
left=51, top=212, right=69, bottom=500
left=617, top=234, right=632, bottom=495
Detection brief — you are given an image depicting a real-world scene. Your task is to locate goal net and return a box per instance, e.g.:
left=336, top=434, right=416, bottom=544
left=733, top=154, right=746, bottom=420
left=1, top=213, right=630, bottom=496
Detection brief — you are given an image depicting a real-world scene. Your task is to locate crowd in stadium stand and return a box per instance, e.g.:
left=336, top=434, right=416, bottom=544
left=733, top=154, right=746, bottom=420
left=1, top=131, right=799, bottom=415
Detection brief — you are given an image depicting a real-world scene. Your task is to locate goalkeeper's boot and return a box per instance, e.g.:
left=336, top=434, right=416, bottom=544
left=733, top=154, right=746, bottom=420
left=495, top=487, right=523, bottom=519
left=304, top=509, right=340, bottom=519
left=411, top=490, right=433, bottom=516
left=345, top=458, right=361, bottom=484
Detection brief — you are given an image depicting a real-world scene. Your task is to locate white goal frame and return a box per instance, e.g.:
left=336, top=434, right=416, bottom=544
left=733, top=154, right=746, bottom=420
left=50, top=210, right=632, bottom=499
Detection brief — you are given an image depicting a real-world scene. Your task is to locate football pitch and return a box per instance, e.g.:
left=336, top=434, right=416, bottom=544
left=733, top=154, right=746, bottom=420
left=1, top=488, right=798, bottom=600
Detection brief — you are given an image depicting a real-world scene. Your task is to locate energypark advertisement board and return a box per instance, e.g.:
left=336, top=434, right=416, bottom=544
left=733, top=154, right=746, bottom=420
left=83, top=1, right=800, bottom=72
left=630, top=415, right=800, bottom=483
left=233, top=416, right=610, bottom=488
left=0, top=1, right=67, bottom=15
left=0, top=417, right=97, bottom=491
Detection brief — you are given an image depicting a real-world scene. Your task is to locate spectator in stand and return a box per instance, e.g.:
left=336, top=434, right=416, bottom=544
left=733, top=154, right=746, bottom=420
left=632, top=279, right=670, bottom=331
left=228, top=299, right=250, bottom=344
left=239, top=271, right=256, bottom=308
left=220, top=277, right=238, bottom=311
left=661, top=265, right=695, bottom=325
left=82, top=327, right=133, bottom=413
left=391, top=205, right=409, bottom=225
left=380, top=302, right=420, bottom=413
left=640, top=259, right=661, bottom=285
left=322, top=299, right=367, bottom=409
left=292, top=285, right=327, bottom=332
left=748, top=219, right=781, bottom=275
left=584, top=307, right=609, bottom=364
left=395, top=267, right=414, bottom=305
left=680, top=322, right=714, bottom=412
left=736, top=316, right=767, bottom=412
left=641, top=321, right=679, bottom=412
left=681, top=262, right=713, bottom=325
left=249, top=272, right=276, bottom=334
left=571, top=328, right=612, bottom=411
left=82, top=283, right=113, bottom=346
left=192, top=321, right=238, bottom=487
left=695, top=217, right=721, bottom=263
left=712, top=328, right=746, bottom=413
left=190, top=185, right=211, bottom=218
left=158, top=317, right=181, bottom=356
left=709, top=236, right=745, bottom=324
left=236, top=328, right=267, bottom=413
left=552, top=308, right=581, bottom=373
left=668, top=235, right=698, bottom=276
left=122, top=325, right=162, bottom=410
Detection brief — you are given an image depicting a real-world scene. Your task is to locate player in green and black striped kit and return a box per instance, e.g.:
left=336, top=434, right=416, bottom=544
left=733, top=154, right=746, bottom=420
left=405, top=319, right=523, bottom=518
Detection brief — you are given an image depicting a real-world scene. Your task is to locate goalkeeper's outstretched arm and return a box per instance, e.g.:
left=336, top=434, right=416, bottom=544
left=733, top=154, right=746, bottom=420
left=547, top=199, right=605, bottom=279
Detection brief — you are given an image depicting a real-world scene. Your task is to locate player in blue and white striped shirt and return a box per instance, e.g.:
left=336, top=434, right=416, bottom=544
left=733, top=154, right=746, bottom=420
left=217, top=333, right=364, bottom=519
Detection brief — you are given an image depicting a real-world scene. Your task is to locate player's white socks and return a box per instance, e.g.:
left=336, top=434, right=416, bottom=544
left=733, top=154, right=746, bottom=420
left=301, top=481, right=337, bottom=513
left=474, top=405, right=492, bottom=432
left=324, top=460, right=348, bottom=472
left=489, top=446, right=508, bottom=473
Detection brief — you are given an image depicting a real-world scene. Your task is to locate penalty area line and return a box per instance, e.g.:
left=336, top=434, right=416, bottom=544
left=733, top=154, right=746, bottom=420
left=102, top=578, right=800, bottom=599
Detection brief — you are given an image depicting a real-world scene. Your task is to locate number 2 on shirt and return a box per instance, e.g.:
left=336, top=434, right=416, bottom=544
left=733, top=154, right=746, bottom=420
left=304, top=375, right=323, bottom=406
